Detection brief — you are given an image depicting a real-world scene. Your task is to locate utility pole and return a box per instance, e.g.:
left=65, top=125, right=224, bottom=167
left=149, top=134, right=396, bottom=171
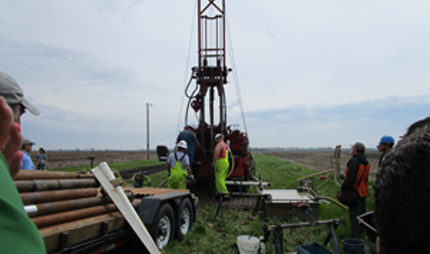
left=146, top=103, right=152, bottom=159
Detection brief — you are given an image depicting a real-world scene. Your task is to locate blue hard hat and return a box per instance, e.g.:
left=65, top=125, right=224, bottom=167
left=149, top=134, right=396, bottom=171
left=379, top=135, right=395, bottom=144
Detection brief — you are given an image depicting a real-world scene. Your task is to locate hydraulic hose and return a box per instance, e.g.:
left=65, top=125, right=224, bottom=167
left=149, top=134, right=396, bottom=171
left=226, top=146, right=235, bottom=178
left=297, top=186, right=347, bottom=211
left=285, top=170, right=332, bottom=189
left=317, top=196, right=348, bottom=210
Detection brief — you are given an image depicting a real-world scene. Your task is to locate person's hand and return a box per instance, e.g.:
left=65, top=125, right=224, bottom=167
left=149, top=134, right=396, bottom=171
left=188, top=174, right=195, bottom=184
left=0, top=97, right=23, bottom=178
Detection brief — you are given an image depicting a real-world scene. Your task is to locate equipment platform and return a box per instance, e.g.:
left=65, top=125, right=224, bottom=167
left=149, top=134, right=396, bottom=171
left=262, top=189, right=320, bottom=221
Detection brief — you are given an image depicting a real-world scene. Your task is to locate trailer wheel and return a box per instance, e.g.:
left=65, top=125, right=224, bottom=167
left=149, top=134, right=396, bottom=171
left=176, top=198, right=194, bottom=239
left=151, top=203, right=175, bottom=249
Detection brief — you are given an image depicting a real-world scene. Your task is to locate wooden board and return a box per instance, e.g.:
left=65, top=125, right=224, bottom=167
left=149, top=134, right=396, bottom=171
left=40, top=212, right=127, bottom=253
left=123, top=187, right=189, bottom=197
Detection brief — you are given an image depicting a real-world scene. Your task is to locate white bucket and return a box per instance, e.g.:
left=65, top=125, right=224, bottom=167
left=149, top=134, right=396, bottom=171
left=237, top=235, right=260, bottom=254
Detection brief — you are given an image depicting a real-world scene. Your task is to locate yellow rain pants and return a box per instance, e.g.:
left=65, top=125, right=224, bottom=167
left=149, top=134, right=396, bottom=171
left=168, top=161, right=188, bottom=190
left=214, top=150, right=229, bottom=195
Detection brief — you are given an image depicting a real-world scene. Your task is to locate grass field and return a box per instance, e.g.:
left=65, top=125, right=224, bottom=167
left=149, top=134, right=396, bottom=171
left=157, top=152, right=374, bottom=253
left=49, top=151, right=374, bottom=253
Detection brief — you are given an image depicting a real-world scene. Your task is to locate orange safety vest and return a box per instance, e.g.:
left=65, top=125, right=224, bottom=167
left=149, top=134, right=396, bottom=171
left=345, top=163, right=370, bottom=197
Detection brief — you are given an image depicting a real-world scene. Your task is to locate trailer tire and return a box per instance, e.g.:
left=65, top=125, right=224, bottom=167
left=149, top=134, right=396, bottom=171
left=176, top=198, right=194, bottom=240
left=150, top=203, right=175, bottom=249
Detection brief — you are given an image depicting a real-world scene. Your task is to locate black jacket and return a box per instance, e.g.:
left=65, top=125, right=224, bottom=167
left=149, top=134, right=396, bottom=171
left=342, top=153, right=369, bottom=191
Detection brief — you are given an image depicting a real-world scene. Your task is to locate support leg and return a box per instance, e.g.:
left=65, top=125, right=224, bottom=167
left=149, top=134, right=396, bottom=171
left=274, top=224, right=283, bottom=254
left=214, top=194, right=224, bottom=220
left=330, top=223, right=340, bottom=254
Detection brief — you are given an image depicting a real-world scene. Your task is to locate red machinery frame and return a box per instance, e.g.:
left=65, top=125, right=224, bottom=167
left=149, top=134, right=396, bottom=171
left=185, top=0, right=253, bottom=185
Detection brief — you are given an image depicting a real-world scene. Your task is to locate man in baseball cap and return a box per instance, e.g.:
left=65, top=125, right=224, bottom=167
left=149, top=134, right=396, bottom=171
left=0, top=71, right=46, bottom=252
left=0, top=71, right=39, bottom=122
left=377, top=135, right=395, bottom=170
left=21, top=138, right=36, bottom=170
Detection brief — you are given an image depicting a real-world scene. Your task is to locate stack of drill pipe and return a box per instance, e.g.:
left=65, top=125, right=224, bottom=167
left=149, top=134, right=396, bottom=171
left=14, top=170, right=122, bottom=229
left=15, top=170, right=95, bottom=180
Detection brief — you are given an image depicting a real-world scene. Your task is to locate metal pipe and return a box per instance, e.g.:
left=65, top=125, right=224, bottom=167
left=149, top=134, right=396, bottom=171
left=265, top=219, right=344, bottom=232
left=225, top=180, right=271, bottom=188
left=24, top=196, right=112, bottom=217
left=32, top=203, right=118, bottom=228
left=146, top=103, right=151, bottom=160
left=15, top=179, right=98, bottom=192
left=284, top=169, right=333, bottom=188
left=25, top=205, right=38, bottom=217
left=20, top=188, right=99, bottom=205
left=210, top=86, right=214, bottom=145
left=14, top=170, right=94, bottom=181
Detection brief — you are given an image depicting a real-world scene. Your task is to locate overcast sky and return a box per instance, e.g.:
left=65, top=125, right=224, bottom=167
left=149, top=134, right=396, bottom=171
left=1, top=0, right=429, bottom=151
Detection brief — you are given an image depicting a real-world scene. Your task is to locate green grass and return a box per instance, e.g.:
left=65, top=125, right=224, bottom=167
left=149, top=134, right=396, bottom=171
left=159, top=152, right=375, bottom=253
left=53, top=152, right=374, bottom=253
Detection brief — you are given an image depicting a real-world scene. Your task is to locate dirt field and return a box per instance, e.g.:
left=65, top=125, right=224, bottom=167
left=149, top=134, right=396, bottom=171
left=29, top=150, right=158, bottom=170
left=258, top=149, right=380, bottom=181
left=31, top=148, right=380, bottom=180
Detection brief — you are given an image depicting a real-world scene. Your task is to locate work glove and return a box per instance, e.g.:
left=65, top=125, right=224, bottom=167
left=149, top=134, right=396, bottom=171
left=189, top=175, right=195, bottom=184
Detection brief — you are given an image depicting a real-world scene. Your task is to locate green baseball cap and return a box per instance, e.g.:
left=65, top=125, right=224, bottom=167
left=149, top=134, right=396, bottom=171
left=0, top=71, right=40, bottom=115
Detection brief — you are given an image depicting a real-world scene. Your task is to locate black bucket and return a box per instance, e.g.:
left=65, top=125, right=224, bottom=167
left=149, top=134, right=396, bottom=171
left=342, top=238, right=365, bottom=254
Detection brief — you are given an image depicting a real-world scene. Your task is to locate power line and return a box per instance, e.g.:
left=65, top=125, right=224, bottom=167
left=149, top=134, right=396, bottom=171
left=177, top=1, right=197, bottom=133
left=0, top=18, right=129, bottom=92
left=0, top=53, right=64, bottom=81
left=0, top=17, right=145, bottom=109
left=226, top=15, right=249, bottom=137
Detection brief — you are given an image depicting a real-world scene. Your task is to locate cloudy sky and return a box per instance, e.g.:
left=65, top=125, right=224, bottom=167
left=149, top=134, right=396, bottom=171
left=1, top=0, right=429, bottom=151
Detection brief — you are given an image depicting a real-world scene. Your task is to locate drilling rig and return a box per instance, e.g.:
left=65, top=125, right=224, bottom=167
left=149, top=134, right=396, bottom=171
left=181, top=0, right=255, bottom=189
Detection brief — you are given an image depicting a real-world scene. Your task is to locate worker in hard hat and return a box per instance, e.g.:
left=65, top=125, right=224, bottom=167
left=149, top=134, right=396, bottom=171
left=176, top=125, right=198, bottom=172
left=377, top=135, right=395, bottom=169
left=167, top=140, right=193, bottom=189
left=212, top=133, right=230, bottom=198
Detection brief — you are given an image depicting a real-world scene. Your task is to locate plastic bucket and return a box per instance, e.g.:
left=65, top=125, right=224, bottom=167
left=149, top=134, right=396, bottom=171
left=342, top=238, right=365, bottom=254
left=297, top=242, right=333, bottom=254
left=236, top=235, right=260, bottom=254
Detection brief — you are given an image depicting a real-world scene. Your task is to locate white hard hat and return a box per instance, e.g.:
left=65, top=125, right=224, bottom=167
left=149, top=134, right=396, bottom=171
left=177, top=140, right=188, bottom=149
left=215, top=133, right=223, bottom=140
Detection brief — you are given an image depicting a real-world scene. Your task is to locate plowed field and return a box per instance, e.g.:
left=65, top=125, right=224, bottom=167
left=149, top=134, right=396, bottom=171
left=258, top=149, right=380, bottom=181
left=29, top=150, right=157, bottom=170
left=35, top=149, right=380, bottom=181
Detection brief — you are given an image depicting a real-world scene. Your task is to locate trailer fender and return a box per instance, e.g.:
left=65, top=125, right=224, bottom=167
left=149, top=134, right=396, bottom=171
left=137, top=192, right=191, bottom=227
